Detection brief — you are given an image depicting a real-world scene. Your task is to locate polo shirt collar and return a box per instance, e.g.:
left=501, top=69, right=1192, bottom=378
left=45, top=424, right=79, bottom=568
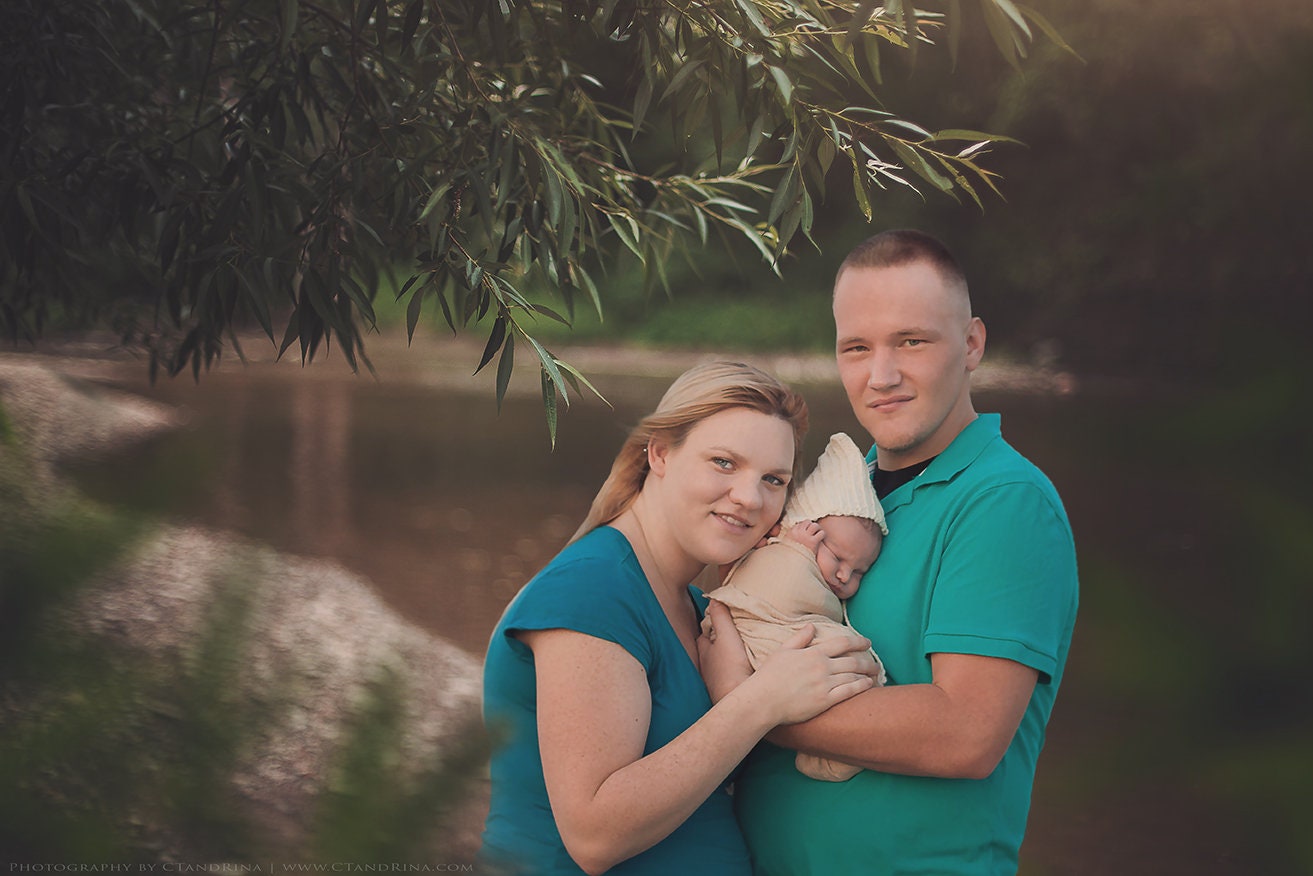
left=867, top=413, right=1002, bottom=511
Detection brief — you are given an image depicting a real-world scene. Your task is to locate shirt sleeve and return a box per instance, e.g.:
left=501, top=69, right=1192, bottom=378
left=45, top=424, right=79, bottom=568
left=923, top=481, right=1077, bottom=683
left=501, top=551, right=656, bottom=672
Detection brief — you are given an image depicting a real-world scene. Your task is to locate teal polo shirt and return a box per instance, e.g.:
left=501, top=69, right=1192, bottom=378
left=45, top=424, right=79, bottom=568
left=735, top=414, right=1078, bottom=876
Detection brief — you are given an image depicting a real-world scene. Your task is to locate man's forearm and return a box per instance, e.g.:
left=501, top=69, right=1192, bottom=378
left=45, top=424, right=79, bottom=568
left=768, top=653, right=1037, bottom=780
left=767, top=682, right=976, bottom=777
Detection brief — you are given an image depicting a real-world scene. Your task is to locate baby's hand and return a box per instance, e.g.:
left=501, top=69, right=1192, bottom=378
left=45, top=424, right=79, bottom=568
left=757, top=519, right=783, bottom=550
left=786, top=520, right=825, bottom=554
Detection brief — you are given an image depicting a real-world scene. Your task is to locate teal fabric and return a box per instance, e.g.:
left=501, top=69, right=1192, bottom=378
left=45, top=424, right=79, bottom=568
left=481, top=526, right=752, bottom=876
left=736, top=414, right=1079, bottom=876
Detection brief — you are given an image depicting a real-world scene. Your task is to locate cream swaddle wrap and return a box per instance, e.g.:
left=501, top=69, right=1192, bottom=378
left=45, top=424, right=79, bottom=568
left=704, top=433, right=888, bottom=782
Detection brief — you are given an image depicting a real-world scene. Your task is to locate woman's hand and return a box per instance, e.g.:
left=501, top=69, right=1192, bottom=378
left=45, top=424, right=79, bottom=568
left=745, top=627, right=878, bottom=726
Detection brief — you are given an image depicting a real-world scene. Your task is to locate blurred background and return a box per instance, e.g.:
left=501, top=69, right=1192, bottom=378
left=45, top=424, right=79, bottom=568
left=4, top=0, right=1312, bottom=872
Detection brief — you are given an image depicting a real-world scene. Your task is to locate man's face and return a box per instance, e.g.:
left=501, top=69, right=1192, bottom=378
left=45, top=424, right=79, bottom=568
left=833, top=261, right=985, bottom=471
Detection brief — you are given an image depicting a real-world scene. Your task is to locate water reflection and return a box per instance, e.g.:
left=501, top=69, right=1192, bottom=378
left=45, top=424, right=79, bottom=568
left=62, top=348, right=1309, bottom=876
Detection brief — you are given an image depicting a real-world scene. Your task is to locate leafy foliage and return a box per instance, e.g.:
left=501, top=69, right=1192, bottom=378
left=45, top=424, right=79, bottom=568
left=0, top=413, right=487, bottom=863
left=0, top=0, right=1058, bottom=442
left=313, top=669, right=492, bottom=863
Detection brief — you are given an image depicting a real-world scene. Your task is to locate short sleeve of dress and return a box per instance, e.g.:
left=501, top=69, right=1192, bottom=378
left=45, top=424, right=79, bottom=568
left=499, top=528, right=657, bottom=672
left=924, top=481, right=1077, bottom=683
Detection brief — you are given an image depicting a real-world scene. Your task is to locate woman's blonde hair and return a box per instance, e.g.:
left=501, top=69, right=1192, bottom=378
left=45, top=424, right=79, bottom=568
left=571, top=361, right=809, bottom=542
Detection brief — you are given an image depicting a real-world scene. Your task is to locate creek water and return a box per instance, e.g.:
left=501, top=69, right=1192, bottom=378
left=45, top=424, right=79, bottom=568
left=63, top=336, right=1305, bottom=875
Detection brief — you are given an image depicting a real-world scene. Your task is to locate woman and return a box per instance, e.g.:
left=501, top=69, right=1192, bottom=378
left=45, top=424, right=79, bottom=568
left=481, top=361, right=879, bottom=875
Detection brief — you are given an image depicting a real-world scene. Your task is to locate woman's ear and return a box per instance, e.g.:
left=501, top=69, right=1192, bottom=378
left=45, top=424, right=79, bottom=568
left=647, top=436, right=671, bottom=476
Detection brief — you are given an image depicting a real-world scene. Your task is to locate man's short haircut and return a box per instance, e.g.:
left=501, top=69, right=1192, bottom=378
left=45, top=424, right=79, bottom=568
left=836, top=229, right=970, bottom=305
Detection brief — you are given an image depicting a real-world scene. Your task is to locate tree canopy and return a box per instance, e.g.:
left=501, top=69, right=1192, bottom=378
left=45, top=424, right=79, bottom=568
left=2, top=0, right=1062, bottom=441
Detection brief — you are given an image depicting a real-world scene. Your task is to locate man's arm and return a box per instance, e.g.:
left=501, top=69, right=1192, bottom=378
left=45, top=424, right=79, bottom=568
left=767, top=651, right=1036, bottom=779
left=699, top=602, right=1036, bottom=779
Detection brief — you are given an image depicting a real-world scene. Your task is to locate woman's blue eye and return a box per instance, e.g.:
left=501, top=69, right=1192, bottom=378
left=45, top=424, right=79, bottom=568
left=712, top=457, right=732, bottom=469
left=764, top=474, right=787, bottom=487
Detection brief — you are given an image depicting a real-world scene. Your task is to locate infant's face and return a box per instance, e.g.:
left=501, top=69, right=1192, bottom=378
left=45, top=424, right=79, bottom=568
left=815, top=516, right=883, bottom=599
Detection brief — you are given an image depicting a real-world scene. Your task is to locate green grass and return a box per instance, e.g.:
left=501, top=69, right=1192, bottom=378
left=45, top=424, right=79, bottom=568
left=367, top=259, right=838, bottom=354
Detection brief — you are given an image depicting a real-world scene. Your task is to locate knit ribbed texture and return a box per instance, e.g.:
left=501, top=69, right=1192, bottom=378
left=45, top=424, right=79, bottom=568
left=781, top=433, right=887, bottom=534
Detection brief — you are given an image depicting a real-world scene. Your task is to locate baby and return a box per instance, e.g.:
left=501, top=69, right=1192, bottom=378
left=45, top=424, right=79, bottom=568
left=705, top=432, right=887, bottom=782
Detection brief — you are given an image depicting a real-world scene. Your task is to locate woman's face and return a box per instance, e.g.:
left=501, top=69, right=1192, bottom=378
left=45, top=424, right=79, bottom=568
left=649, top=407, right=796, bottom=568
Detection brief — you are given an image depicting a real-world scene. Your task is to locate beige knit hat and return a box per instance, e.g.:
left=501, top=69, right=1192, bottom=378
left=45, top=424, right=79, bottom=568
left=780, top=433, right=887, bottom=535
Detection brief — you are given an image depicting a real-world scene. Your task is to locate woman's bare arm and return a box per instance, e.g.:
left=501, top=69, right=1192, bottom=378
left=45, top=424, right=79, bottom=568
left=523, top=625, right=875, bottom=875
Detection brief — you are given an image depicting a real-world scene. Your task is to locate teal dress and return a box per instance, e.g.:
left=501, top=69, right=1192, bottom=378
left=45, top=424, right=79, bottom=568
left=481, top=526, right=752, bottom=876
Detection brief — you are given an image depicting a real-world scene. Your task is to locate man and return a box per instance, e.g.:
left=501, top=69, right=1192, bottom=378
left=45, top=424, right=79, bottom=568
left=702, top=229, right=1079, bottom=875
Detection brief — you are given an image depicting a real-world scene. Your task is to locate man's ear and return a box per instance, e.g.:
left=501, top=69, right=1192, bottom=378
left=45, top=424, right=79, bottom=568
left=964, top=317, right=987, bottom=372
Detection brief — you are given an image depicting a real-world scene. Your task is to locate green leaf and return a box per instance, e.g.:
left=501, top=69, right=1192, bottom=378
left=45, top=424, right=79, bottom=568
left=778, top=198, right=803, bottom=252
left=401, top=0, right=422, bottom=45
left=419, top=183, right=451, bottom=222
left=883, top=118, right=933, bottom=139
left=406, top=286, right=424, bottom=342
left=934, top=128, right=1019, bottom=144
left=986, top=0, right=1032, bottom=39
left=280, top=0, right=298, bottom=53
left=817, top=136, right=837, bottom=176
left=633, top=73, right=654, bottom=137
left=473, top=177, right=495, bottom=237
left=541, top=369, right=558, bottom=450
left=702, top=196, right=758, bottom=215
left=476, top=315, right=507, bottom=374
left=395, top=273, right=420, bottom=303
left=495, top=155, right=516, bottom=223
left=852, top=160, right=872, bottom=220
left=526, top=334, right=569, bottom=407
left=530, top=304, right=571, bottom=326
left=724, top=215, right=776, bottom=265
left=557, top=359, right=611, bottom=408
left=558, top=194, right=577, bottom=259
left=768, top=65, right=793, bottom=104
left=733, top=0, right=772, bottom=37
left=799, top=187, right=816, bottom=247
left=662, top=59, right=706, bottom=105
left=495, top=330, right=515, bottom=412
left=980, top=0, right=1026, bottom=69
left=903, top=0, right=921, bottom=65
left=606, top=212, right=644, bottom=262
left=435, top=277, right=457, bottom=334
left=888, top=139, right=954, bottom=192
left=1017, top=4, right=1084, bottom=61
left=278, top=309, right=301, bottom=359
left=543, top=166, right=564, bottom=226
left=847, top=0, right=881, bottom=46
left=767, top=165, right=800, bottom=225
left=576, top=264, right=604, bottom=320
left=236, top=266, right=275, bottom=341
